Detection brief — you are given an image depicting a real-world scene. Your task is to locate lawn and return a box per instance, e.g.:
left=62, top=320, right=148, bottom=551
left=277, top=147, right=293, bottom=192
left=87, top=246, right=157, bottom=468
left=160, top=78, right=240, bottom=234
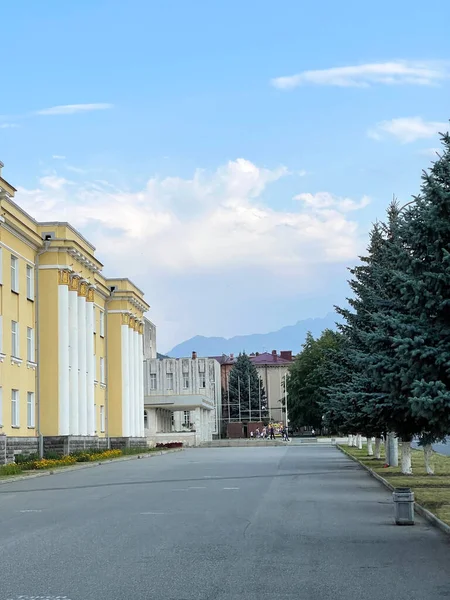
left=340, top=444, right=450, bottom=526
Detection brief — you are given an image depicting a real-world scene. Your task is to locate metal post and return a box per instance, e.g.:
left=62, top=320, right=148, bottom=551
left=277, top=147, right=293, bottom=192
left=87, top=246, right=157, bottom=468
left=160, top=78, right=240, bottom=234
left=238, top=376, right=241, bottom=422
left=258, top=377, right=261, bottom=421
left=284, top=373, right=288, bottom=429
left=248, top=373, right=251, bottom=422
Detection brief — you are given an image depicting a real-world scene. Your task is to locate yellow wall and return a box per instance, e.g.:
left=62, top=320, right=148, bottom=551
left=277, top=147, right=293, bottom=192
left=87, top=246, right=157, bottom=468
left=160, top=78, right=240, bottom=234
left=0, top=221, right=38, bottom=436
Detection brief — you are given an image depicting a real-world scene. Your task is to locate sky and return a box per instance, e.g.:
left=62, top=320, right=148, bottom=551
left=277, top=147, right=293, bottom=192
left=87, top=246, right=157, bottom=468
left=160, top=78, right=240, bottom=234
left=1, top=0, right=449, bottom=352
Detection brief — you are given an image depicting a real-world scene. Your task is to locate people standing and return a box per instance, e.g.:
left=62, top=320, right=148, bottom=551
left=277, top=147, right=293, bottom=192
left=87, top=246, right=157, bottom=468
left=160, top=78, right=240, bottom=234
left=270, top=426, right=275, bottom=440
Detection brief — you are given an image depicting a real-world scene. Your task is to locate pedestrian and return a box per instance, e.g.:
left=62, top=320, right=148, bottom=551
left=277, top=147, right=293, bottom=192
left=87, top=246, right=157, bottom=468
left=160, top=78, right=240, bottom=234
left=270, top=426, right=275, bottom=440
left=250, top=430, right=254, bottom=440
left=311, top=428, right=315, bottom=437
left=255, top=428, right=260, bottom=438
left=284, top=427, right=290, bottom=442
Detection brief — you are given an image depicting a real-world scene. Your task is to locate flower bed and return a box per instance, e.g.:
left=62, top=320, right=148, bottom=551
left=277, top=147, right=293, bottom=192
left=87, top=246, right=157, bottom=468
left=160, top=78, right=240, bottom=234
left=156, top=442, right=183, bottom=449
left=0, top=443, right=183, bottom=477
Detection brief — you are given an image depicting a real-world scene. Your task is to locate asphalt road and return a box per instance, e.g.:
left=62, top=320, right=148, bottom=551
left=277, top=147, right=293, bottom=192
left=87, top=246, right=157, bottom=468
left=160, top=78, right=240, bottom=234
left=1, top=447, right=450, bottom=600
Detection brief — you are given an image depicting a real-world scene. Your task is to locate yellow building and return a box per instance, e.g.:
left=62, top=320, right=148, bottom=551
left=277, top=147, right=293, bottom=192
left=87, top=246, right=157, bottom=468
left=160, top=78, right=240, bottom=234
left=0, top=162, right=150, bottom=462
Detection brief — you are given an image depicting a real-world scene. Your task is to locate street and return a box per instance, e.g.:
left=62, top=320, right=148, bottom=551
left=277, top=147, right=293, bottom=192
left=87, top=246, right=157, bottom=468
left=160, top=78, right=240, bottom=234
left=1, top=446, right=449, bottom=600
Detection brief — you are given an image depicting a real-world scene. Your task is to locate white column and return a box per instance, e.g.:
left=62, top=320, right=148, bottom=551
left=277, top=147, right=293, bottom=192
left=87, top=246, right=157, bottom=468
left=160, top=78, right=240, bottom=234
left=58, top=281, right=70, bottom=435
left=69, top=287, right=79, bottom=435
left=86, top=298, right=95, bottom=435
left=121, top=323, right=130, bottom=437
left=134, top=329, right=140, bottom=437
left=128, top=326, right=135, bottom=437
left=78, top=294, right=87, bottom=436
left=138, top=332, right=144, bottom=437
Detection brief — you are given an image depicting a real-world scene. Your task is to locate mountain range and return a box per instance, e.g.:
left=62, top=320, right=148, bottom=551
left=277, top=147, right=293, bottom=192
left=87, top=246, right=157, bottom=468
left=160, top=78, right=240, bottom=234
left=167, top=312, right=341, bottom=358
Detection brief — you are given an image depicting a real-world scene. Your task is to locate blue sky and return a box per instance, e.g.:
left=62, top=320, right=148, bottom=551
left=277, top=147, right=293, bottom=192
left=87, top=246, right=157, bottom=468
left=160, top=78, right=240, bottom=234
left=1, top=0, right=449, bottom=351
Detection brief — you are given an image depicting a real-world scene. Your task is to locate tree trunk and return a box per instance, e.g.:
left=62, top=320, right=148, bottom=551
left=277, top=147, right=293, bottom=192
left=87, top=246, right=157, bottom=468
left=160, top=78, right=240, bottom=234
left=348, top=434, right=353, bottom=447
left=367, top=437, right=373, bottom=456
left=423, top=444, right=434, bottom=475
left=374, top=437, right=382, bottom=460
left=401, top=440, right=412, bottom=475
left=388, top=433, right=399, bottom=467
left=357, top=434, right=363, bottom=450
left=352, top=434, right=358, bottom=447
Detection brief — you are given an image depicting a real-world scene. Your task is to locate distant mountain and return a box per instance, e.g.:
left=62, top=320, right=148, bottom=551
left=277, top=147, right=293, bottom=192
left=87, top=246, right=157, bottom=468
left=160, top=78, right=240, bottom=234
left=167, top=312, right=341, bottom=358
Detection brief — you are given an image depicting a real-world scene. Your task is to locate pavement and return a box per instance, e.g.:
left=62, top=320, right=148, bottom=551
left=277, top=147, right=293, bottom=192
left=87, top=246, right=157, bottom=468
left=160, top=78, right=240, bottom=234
left=1, top=447, right=449, bottom=600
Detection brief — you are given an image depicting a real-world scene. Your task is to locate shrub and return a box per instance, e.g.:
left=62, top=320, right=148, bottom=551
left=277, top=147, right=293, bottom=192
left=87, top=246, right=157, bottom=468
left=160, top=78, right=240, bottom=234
left=14, top=453, right=39, bottom=464
left=0, top=463, right=24, bottom=476
left=44, top=450, right=63, bottom=460
left=156, top=442, right=183, bottom=449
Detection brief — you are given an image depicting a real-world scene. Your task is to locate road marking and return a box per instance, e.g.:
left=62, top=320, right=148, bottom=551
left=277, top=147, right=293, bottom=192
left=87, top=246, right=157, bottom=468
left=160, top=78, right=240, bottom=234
left=188, top=486, right=206, bottom=490
left=140, top=512, right=166, bottom=515
left=223, top=487, right=240, bottom=490
left=172, top=488, right=189, bottom=491
left=203, top=475, right=220, bottom=478
left=19, top=509, right=43, bottom=513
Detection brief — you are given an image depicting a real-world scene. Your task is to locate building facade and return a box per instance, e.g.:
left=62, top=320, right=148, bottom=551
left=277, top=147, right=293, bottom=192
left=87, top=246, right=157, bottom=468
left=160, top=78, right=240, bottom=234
left=214, top=350, right=293, bottom=426
left=0, top=162, right=150, bottom=462
left=144, top=354, right=221, bottom=446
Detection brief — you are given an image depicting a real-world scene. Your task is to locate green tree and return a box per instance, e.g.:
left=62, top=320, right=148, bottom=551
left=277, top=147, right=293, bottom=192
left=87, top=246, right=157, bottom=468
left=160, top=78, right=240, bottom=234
left=228, top=353, right=267, bottom=421
left=383, top=133, right=450, bottom=472
left=286, top=329, right=342, bottom=431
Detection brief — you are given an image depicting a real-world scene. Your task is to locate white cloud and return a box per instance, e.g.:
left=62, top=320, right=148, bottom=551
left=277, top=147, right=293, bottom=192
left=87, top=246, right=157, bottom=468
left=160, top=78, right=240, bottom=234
left=52, top=155, right=66, bottom=160
left=36, top=103, right=113, bottom=116
left=0, top=123, right=19, bottom=129
left=16, top=159, right=368, bottom=276
left=271, top=60, right=448, bottom=89
left=294, top=192, right=370, bottom=212
left=368, top=117, right=448, bottom=143
left=39, top=175, right=74, bottom=190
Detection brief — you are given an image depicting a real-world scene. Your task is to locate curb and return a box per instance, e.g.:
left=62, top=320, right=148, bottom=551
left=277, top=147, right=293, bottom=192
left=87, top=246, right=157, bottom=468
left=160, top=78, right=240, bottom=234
left=337, top=445, right=450, bottom=536
left=0, top=448, right=183, bottom=486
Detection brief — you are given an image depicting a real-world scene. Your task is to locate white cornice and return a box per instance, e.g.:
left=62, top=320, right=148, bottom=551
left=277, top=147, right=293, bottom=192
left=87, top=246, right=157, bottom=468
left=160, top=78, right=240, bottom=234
left=0, top=240, right=36, bottom=265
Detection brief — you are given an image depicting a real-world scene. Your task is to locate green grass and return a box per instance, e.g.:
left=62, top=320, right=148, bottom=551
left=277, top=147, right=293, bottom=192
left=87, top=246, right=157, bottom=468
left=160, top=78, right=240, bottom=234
left=340, top=444, right=450, bottom=526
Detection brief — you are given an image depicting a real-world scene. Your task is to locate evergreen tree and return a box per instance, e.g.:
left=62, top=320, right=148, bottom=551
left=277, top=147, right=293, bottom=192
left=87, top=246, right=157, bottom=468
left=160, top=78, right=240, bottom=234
left=384, top=133, right=450, bottom=472
left=287, top=329, right=342, bottom=431
left=228, top=353, right=267, bottom=421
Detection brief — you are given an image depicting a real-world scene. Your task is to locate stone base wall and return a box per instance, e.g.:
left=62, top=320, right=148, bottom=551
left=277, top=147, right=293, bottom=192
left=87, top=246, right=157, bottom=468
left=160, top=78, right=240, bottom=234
left=43, top=436, right=109, bottom=456
left=0, top=434, right=148, bottom=464
left=109, top=437, right=148, bottom=450
left=0, top=435, right=39, bottom=465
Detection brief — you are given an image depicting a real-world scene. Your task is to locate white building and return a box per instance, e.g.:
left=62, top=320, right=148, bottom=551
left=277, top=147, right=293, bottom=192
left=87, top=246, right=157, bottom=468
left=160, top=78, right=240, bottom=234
left=143, top=353, right=221, bottom=446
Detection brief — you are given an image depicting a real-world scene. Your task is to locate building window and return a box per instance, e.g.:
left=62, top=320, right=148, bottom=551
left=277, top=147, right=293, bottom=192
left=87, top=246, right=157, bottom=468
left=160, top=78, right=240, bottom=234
left=200, top=373, right=206, bottom=388
left=27, top=392, right=35, bottom=428
left=100, top=357, right=105, bottom=383
left=27, top=327, right=35, bottom=362
left=0, top=387, right=3, bottom=427
left=93, top=354, right=97, bottom=381
left=183, top=411, right=190, bottom=426
left=150, top=373, right=157, bottom=390
left=166, top=372, right=174, bottom=390
left=11, top=255, right=19, bottom=293
left=93, top=306, right=96, bottom=334
left=0, top=247, right=3, bottom=285
left=11, top=321, right=19, bottom=357
left=100, top=405, right=105, bottom=432
left=99, top=311, right=105, bottom=337
left=183, top=374, right=189, bottom=389
left=144, top=410, right=148, bottom=429
left=11, top=390, right=19, bottom=427
left=26, top=265, right=34, bottom=300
